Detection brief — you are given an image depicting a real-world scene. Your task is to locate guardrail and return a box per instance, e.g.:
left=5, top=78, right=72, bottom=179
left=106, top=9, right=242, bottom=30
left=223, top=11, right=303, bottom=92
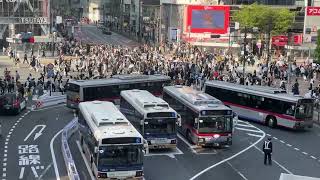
left=61, top=118, right=80, bottom=180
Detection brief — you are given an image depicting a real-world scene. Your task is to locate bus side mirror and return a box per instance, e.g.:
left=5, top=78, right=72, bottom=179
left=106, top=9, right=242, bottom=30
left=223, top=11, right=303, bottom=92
left=94, top=147, right=98, bottom=154
left=143, top=139, right=149, bottom=155
left=176, top=115, right=182, bottom=127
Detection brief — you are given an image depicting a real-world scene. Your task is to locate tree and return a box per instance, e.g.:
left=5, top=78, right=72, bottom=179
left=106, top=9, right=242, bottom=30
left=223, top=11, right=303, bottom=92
left=315, top=30, right=320, bottom=64
left=234, top=3, right=295, bottom=35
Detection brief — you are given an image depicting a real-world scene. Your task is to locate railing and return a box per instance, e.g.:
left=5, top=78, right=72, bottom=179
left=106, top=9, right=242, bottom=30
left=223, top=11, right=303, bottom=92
left=61, top=118, right=80, bottom=180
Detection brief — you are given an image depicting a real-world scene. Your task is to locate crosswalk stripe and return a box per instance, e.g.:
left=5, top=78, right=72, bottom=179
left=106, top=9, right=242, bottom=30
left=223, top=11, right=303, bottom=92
left=236, top=123, right=254, bottom=128
left=247, top=133, right=263, bottom=138
left=235, top=127, right=263, bottom=133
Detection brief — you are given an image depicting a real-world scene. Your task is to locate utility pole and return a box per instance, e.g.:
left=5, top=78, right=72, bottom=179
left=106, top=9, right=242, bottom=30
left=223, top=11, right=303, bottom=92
left=242, top=26, right=247, bottom=76
left=266, top=18, right=272, bottom=75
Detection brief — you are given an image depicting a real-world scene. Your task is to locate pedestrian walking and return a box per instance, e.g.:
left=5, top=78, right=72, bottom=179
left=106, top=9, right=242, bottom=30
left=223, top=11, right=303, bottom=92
left=263, top=137, right=273, bottom=165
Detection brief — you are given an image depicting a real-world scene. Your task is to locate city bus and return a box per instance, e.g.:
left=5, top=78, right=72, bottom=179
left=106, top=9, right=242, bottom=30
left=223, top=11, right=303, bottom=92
left=163, top=85, right=233, bottom=147
left=120, top=90, right=178, bottom=149
left=66, top=74, right=171, bottom=108
left=78, top=101, right=146, bottom=179
left=204, top=81, right=314, bottom=129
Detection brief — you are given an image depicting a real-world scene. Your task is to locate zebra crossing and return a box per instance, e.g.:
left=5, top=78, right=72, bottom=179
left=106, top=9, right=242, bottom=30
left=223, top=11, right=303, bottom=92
left=235, top=120, right=264, bottom=138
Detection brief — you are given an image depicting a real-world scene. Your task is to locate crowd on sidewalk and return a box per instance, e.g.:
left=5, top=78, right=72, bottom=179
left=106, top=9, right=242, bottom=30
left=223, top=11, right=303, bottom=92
left=1, top=39, right=320, bottom=102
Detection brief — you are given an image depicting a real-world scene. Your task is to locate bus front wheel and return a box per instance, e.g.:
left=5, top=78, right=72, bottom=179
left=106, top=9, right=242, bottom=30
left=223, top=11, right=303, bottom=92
left=266, top=116, right=277, bottom=128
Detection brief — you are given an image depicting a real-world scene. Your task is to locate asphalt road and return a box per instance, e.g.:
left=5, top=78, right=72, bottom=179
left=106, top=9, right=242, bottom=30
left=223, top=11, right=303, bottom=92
left=67, top=118, right=320, bottom=180
left=0, top=105, right=73, bottom=180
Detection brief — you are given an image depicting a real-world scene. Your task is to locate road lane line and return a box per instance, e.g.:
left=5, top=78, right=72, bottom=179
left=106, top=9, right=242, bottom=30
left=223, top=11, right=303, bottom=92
left=3, top=163, right=6, bottom=167
left=294, top=148, right=300, bottom=151
left=37, top=163, right=52, bottom=180
left=302, top=152, right=308, bottom=155
left=266, top=134, right=271, bottom=136
left=50, top=129, right=63, bottom=180
left=2, top=168, right=6, bottom=172
left=6, top=135, right=10, bottom=138
left=189, top=125, right=265, bottom=180
left=2, top=173, right=5, bottom=177
left=273, top=137, right=278, bottom=140
left=253, top=145, right=293, bottom=174
left=227, top=162, right=248, bottom=180
left=247, top=133, right=263, bottom=138
left=311, top=156, right=317, bottom=160
left=286, top=144, right=292, bottom=147
left=280, top=140, right=285, bottom=144
left=76, top=141, right=95, bottom=180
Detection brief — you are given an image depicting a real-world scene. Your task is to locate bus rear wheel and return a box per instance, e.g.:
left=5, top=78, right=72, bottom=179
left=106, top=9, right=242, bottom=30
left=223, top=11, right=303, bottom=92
left=266, top=116, right=277, bottom=128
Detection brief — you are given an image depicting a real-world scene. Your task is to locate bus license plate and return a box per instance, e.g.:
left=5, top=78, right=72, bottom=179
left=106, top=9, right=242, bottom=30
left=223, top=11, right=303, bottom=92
left=152, top=138, right=168, bottom=144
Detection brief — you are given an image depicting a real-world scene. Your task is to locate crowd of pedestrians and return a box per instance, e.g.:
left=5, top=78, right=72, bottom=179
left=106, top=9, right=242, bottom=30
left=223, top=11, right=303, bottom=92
left=1, top=39, right=320, bottom=102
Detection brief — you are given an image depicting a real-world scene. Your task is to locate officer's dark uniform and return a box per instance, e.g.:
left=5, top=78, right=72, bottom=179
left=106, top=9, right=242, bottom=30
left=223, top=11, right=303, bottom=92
left=263, top=138, right=272, bottom=165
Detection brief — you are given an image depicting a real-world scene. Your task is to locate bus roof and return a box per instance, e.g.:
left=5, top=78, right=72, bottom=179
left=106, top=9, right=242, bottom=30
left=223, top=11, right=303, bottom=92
left=205, top=81, right=307, bottom=103
left=69, top=74, right=170, bottom=87
left=163, top=86, right=231, bottom=113
left=120, top=90, right=177, bottom=116
left=79, top=101, right=142, bottom=141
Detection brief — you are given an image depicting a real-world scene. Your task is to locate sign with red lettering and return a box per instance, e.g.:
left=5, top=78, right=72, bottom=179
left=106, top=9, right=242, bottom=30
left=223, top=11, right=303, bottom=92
left=307, top=6, right=320, bottom=16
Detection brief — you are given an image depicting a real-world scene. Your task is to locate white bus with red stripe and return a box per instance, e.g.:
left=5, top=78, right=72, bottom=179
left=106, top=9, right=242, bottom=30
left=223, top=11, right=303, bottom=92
left=163, top=86, right=233, bottom=147
left=204, top=81, right=314, bottom=129
left=66, top=74, right=171, bottom=109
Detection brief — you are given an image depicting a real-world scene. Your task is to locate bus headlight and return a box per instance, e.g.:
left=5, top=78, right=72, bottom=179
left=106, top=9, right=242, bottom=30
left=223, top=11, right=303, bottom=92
left=136, top=171, right=143, bottom=177
left=213, top=134, right=220, bottom=139
left=198, top=138, right=205, bottom=143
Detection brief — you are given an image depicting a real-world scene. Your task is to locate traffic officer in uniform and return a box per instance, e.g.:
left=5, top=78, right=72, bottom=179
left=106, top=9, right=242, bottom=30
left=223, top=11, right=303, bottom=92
left=263, top=137, right=272, bottom=165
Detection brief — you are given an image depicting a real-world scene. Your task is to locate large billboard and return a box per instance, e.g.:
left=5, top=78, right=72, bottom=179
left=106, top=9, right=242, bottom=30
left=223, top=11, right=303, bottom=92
left=186, top=5, right=230, bottom=34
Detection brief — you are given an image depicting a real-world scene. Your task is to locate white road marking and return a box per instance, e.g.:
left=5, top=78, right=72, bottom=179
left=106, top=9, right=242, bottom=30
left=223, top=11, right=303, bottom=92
left=247, top=133, right=263, bottom=138
left=302, top=152, right=308, bottom=155
left=2, top=168, right=6, bottom=172
left=189, top=125, right=265, bottom=180
left=253, top=145, right=293, bottom=174
left=8, top=132, right=11, bottom=135
left=24, top=125, right=46, bottom=142
left=9, top=129, right=13, bottom=132
left=5, top=139, right=9, bottom=142
left=50, top=129, right=63, bottom=180
left=235, top=127, right=263, bottom=133
left=2, top=173, right=5, bottom=177
left=4, top=150, right=7, bottom=153
left=4, top=146, right=7, bottom=149
left=31, top=166, right=39, bottom=178
left=37, top=163, right=52, bottom=180
left=280, top=140, right=285, bottom=144
left=294, top=148, right=300, bottom=151
left=6, top=135, right=10, bottom=138
left=18, top=118, right=22, bottom=120
left=273, top=137, right=278, bottom=140
left=76, top=141, right=95, bottom=180
left=12, top=126, right=15, bottom=129
left=4, top=142, right=8, bottom=145
left=14, top=122, right=17, bottom=126
left=266, top=134, right=271, bottom=136
left=236, top=123, right=254, bottom=128
left=227, top=162, right=248, bottom=180
left=145, top=147, right=184, bottom=158
left=311, top=156, right=317, bottom=160
left=3, top=158, right=6, bottom=162
left=3, top=154, right=7, bottom=157
left=286, top=144, right=292, bottom=147
left=2, top=163, right=6, bottom=167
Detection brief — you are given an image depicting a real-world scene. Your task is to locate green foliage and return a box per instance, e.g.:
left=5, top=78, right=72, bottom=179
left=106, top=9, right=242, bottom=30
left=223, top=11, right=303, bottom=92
left=315, top=30, right=320, bottom=64
left=234, top=3, right=295, bottom=35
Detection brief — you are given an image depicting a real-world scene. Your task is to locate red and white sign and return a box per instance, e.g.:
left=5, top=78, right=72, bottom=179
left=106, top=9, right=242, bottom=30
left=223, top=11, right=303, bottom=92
left=306, top=6, right=320, bottom=16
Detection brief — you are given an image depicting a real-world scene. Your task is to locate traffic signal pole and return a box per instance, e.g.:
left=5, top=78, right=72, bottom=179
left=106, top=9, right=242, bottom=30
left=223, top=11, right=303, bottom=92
left=243, top=26, right=247, bottom=76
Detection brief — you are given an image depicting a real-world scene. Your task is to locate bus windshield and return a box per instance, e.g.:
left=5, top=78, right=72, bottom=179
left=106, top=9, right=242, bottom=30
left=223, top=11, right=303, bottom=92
left=98, top=145, right=143, bottom=167
left=144, top=118, right=176, bottom=135
left=295, top=103, right=313, bottom=119
left=198, top=116, right=232, bottom=133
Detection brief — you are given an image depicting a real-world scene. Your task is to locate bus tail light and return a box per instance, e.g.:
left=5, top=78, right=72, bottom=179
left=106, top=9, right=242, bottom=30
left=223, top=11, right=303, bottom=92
left=97, top=172, right=107, bottom=178
left=13, top=99, right=20, bottom=108
left=136, top=170, right=143, bottom=177
left=170, top=139, right=176, bottom=144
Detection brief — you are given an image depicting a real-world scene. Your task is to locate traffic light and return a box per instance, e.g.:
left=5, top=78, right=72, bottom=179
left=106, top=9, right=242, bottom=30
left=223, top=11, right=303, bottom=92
left=211, top=35, right=221, bottom=38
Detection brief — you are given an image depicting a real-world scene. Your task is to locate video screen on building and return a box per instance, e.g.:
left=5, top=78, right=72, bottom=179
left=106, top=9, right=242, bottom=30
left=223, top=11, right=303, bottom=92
left=187, top=5, right=230, bottom=34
